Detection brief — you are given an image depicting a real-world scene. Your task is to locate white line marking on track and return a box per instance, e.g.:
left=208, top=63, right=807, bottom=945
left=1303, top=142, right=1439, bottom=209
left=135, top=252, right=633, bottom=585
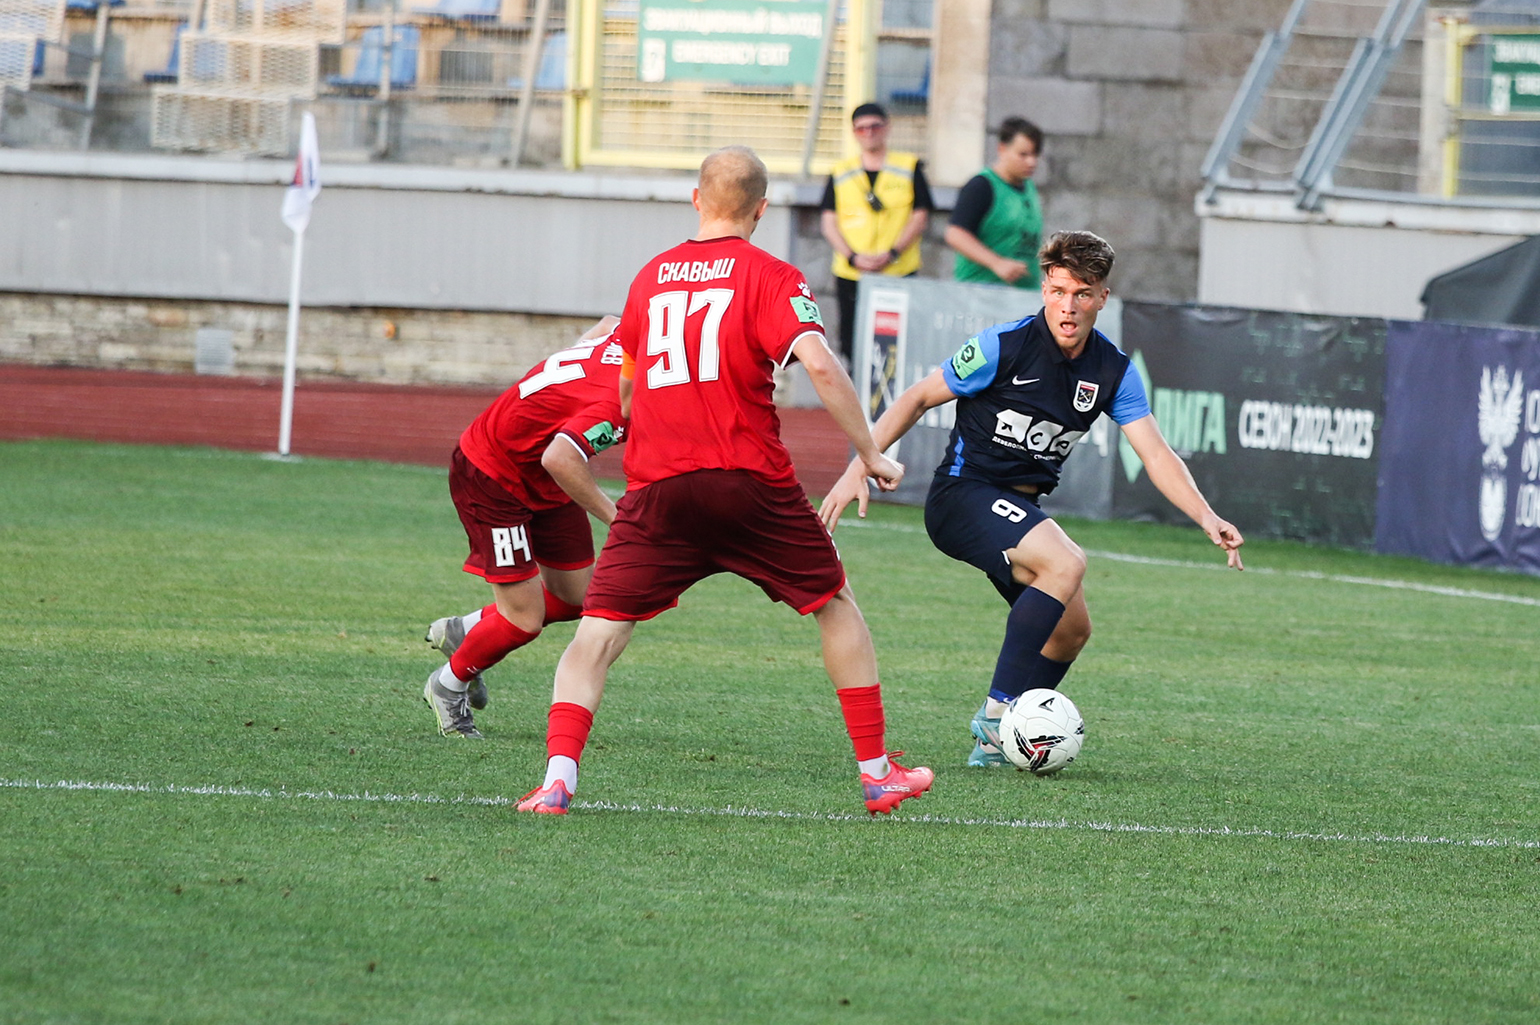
left=4, top=777, right=1535, bottom=850
left=835, top=519, right=1540, bottom=608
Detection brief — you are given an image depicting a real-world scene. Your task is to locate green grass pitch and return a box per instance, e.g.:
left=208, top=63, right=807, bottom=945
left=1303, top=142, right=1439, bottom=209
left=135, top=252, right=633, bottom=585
left=3, top=438, right=1539, bottom=1024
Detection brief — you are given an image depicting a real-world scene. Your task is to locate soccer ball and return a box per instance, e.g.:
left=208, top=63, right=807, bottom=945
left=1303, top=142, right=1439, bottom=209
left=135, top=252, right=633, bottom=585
left=998, top=689, right=1084, bottom=775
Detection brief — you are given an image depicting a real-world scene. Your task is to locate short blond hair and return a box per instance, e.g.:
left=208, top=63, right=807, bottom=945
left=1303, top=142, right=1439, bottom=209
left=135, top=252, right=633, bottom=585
left=698, top=146, right=768, bottom=221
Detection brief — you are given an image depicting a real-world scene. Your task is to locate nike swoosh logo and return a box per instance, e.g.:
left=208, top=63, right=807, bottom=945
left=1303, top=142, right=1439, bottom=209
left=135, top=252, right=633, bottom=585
left=1011, top=376, right=1040, bottom=386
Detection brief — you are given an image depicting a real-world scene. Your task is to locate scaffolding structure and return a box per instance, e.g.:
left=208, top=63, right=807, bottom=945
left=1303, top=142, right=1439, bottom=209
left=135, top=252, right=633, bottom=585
left=0, top=0, right=65, bottom=91
left=151, top=0, right=346, bottom=154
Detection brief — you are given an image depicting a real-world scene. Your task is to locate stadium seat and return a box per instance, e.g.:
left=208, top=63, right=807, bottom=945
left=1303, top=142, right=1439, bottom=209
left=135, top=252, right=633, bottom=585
left=506, top=29, right=564, bottom=91
left=414, top=0, right=498, bottom=22
left=142, top=22, right=182, bottom=84
left=889, top=59, right=929, bottom=107
left=326, top=25, right=419, bottom=93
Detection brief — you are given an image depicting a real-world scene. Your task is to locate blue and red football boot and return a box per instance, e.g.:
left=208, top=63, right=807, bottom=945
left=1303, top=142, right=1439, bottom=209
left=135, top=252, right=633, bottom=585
left=515, top=780, right=572, bottom=815
left=860, top=755, right=935, bottom=815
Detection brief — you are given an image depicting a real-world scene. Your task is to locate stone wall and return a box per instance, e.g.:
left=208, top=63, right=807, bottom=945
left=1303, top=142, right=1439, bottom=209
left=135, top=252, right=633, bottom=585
left=0, top=292, right=595, bottom=388
left=988, top=0, right=1290, bottom=302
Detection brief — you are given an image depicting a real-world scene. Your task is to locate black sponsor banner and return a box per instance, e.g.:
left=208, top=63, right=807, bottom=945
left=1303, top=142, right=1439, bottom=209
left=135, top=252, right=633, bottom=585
left=1377, top=321, right=1540, bottom=575
left=1114, top=304, right=1386, bottom=548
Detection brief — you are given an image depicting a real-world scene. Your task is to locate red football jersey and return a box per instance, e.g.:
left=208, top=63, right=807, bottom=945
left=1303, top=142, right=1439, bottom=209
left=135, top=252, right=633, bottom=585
left=616, top=235, right=827, bottom=489
left=458, top=332, right=627, bottom=511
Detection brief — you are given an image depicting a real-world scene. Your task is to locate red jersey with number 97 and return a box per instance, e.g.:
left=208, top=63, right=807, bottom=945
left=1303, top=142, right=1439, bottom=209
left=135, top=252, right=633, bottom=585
left=616, top=235, right=827, bottom=490
left=458, top=331, right=627, bottom=511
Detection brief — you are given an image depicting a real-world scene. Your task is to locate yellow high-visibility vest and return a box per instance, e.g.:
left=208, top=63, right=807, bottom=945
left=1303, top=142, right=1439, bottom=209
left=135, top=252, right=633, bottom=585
left=830, top=151, right=921, bottom=280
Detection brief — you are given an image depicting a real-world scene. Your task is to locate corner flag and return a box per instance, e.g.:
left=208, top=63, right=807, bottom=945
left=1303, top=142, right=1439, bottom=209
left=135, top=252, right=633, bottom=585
left=281, top=113, right=322, bottom=234
left=277, top=111, right=322, bottom=456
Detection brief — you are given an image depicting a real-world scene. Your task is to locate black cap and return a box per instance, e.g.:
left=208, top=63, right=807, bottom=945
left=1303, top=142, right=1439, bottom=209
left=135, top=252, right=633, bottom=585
left=851, top=102, right=888, bottom=122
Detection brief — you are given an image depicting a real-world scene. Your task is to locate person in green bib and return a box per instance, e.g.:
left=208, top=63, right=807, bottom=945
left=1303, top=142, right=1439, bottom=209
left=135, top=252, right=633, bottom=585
left=946, top=117, right=1044, bottom=289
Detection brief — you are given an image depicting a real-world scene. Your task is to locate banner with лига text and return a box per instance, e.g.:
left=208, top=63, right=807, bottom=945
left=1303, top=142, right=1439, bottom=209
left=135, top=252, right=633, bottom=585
left=1376, top=321, right=1540, bottom=575
left=1115, top=304, right=1386, bottom=548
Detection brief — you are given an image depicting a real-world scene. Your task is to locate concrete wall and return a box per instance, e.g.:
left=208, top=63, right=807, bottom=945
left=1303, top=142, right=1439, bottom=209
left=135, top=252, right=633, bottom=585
left=0, top=151, right=803, bottom=316
left=0, top=151, right=955, bottom=390
left=985, top=0, right=1291, bottom=304
left=0, top=291, right=595, bottom=387
left=1197, top=191, right=1540, bottom=319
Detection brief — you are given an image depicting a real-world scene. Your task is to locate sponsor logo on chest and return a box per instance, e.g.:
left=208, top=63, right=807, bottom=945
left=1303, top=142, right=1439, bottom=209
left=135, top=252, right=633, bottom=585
left=992, top=409, right=1084, bottom=459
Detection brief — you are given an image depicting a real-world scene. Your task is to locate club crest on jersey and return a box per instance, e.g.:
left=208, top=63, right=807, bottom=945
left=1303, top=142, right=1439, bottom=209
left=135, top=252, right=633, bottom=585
left=1073, top=380, right=1099, bottom=413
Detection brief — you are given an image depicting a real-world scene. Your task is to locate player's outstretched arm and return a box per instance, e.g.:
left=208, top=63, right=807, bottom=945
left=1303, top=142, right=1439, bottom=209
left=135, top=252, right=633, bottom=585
left=1121, top=416, right=1245, bottom=570
left=793, top=332, right=904, bottom=492
left=579, top=314, right=621, bottom=343
left=819, top=368, right=956, bottom=532
left=541, top=436, right=618, bottom=526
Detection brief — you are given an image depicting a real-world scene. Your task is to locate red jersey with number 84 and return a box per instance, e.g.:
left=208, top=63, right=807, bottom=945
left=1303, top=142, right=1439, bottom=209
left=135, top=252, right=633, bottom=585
left=616, top=235, right=827, bottom=490
left=458, top=331, right=627, bottom=511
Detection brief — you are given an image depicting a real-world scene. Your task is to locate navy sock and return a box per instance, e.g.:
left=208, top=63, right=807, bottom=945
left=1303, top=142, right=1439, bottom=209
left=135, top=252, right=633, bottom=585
left=988, top=587, right=1066, bottom=702
left=1025, top=653, right=1074, bottom=692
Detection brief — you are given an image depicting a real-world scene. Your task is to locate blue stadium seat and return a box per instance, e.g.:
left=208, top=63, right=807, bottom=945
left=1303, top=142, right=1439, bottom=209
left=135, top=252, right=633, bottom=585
left=143, top=23, right=183, bottom=84
left=326, top=25, right=419, bottom=93
left=890, top=59, right=929, bottom=107
left=506, top=30, right=564, bottom=91
left=414, top=0, right=499, bottom=22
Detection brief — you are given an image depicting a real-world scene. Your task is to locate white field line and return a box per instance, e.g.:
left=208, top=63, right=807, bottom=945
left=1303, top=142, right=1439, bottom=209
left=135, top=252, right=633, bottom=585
left=834, top=519, right=1540, bottom=608
left=3, top=777, right=1535, bottom=850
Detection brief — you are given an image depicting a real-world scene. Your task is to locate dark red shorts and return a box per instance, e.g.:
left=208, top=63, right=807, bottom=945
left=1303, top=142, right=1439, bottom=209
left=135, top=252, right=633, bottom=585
left=448, top=447, right=596, bottom=584
left=582, top=469, right=846, bottom=621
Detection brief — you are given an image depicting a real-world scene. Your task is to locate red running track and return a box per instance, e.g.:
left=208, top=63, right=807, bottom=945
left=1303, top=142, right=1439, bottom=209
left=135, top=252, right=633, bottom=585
left=0, top=365, right=854, bottom=495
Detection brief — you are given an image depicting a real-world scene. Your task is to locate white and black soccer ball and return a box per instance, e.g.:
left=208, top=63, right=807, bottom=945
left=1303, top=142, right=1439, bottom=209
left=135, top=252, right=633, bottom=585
left=999, top=689, right=1085, bottom=775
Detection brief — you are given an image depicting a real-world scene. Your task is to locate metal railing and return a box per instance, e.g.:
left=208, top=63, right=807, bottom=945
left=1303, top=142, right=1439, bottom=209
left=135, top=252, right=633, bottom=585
left=1202, top=0, right=1428, bottom=208
left=1204, top=0, right=1540, bottom=207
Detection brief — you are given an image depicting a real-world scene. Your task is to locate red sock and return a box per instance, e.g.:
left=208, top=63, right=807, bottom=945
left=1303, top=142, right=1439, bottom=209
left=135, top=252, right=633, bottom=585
left=546, top=702, right=595, bottom=761
left=836, top=685, right=887, bottom=762
left=449, top=605, right=539, bottom=679
left=543, top=588, right=584, bottom=624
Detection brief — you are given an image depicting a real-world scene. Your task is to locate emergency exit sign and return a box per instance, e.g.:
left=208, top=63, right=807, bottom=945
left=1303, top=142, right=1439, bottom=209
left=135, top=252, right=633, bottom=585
left=1490, top=35, right=1540, bottom=113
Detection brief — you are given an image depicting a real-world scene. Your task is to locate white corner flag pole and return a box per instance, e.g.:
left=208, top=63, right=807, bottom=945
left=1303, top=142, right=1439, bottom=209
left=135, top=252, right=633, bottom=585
left=278, top=228, right=306, bottom=456
left=278, top=112, right=322, bottom=457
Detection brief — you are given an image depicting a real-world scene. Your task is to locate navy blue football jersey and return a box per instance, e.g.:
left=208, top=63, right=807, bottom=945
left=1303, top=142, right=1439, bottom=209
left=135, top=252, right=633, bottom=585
left=936, top=310, right=1150, bottom=493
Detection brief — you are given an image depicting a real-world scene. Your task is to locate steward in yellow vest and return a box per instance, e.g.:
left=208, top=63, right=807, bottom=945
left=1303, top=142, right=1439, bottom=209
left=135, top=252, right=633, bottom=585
left=818, top=103, right=934, bottom=363
left=828, top=151, right=923, bottom=280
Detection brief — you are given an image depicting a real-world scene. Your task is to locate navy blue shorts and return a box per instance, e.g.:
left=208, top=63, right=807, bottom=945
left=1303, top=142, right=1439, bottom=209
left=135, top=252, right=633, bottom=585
left=923, top=475, right=1050, bottom=605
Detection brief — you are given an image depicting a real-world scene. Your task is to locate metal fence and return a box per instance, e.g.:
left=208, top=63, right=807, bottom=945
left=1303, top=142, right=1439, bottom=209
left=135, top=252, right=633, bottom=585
left=0, top=0, right=933, bottom=172
left=150, top=0, right=346, bottom=154
left=1442, top=4, right=1540, bottom=198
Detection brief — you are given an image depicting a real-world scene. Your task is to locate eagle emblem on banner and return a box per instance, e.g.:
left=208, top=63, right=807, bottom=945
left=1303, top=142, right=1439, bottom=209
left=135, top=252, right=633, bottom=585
left=1477, top=364, right=1525, bottom=542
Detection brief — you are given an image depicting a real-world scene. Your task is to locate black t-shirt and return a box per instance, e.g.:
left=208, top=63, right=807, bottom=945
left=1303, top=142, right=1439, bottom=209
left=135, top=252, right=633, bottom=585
left=948, top=173, right=1024, bottom=235
left=820, top=161, right=934, bottom=212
